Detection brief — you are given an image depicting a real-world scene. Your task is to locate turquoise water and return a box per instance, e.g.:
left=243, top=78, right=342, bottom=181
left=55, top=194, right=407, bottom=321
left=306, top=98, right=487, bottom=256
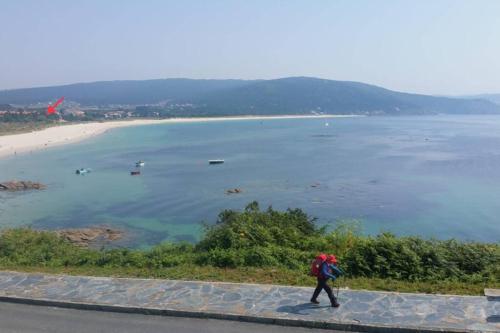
left=1, top=116, right=500, bottom=246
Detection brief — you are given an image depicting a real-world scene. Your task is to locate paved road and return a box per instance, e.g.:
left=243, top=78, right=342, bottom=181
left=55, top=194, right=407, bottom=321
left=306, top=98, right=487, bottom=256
left=0, top=301, right=349, bottom=333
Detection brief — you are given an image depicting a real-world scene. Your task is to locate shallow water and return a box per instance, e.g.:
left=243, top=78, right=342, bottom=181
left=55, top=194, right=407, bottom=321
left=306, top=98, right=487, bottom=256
left=1, top=116, right=500, bottom=246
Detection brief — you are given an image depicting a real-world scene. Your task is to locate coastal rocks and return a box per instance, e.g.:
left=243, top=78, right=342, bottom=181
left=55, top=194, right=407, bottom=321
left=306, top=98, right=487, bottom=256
left=0, top=180, right=46, bottom=191
left=55, top=227, right=123, bottom=247
left=225, top=188, right=242, bottom=195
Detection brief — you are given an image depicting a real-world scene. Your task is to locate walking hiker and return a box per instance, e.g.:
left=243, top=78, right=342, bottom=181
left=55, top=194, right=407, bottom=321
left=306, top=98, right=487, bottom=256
left=310, top=254, right=342, bottom=307
left=327, top=255, right=344, bottom=298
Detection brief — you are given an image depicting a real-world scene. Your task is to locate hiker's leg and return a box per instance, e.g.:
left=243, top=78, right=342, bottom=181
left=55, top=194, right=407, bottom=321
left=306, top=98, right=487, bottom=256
left=311, top=278, right=323, bottom=302
left=324, top=281, right=339, bottom=306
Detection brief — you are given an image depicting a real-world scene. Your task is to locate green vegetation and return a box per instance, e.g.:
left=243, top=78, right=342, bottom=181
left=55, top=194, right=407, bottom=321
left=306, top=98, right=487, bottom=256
left=0, top=111, right=109, bottom=136
left=0, top=202, right=498, bottom=295
left=0, top=107, right=59, bottom=135
left=0, top=120, right=59, bottom=136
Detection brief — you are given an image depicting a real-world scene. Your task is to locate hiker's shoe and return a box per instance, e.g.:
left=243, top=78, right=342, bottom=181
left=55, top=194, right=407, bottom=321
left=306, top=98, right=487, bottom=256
left=310, top=299, right=320, bottom=304
left=331, top=302, right=340, bottom=308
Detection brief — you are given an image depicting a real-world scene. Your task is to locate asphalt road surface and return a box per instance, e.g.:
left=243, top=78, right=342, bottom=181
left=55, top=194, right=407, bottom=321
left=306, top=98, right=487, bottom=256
left=0, top=301, right=352, bottom=333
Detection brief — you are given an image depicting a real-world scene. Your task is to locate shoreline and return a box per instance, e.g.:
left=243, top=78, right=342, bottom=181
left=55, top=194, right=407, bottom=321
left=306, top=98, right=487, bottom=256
left=0, top=115, right=356, bottom=159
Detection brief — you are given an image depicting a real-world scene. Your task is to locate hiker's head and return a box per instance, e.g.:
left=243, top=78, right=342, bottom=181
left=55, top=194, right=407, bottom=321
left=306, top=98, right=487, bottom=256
left=327, top=255, right=337, bottom=264
left=318, top=253, right=327, bottom=261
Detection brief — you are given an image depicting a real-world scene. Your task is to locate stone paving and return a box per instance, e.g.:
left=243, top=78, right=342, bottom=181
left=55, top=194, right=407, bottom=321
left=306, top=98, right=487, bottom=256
left=0, top=271, right=498, bottom=332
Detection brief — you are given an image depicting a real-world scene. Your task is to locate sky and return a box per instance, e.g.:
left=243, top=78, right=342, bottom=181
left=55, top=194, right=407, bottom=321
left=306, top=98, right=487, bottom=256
left=0, top=0, right=499, bottom=95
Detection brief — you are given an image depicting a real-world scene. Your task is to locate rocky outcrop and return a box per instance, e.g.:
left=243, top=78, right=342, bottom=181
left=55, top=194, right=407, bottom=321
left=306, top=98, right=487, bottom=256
left=0, top=181, right=46, bottom=191
left=56, top=227, right=123, bottom=247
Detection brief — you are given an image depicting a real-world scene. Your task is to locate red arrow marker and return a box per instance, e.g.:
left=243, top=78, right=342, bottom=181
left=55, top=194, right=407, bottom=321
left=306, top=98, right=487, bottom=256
left=47, top=97, right=64, bottom=115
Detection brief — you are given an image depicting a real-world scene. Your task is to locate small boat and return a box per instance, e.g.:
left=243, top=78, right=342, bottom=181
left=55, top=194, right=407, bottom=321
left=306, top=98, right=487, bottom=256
left=136, top=160, right=145, bottom=167
left=130, top=170, right=141, bottom=176
left=209, top=159, right=224, bottom=165
left=75, top=168, right=91, bottom=175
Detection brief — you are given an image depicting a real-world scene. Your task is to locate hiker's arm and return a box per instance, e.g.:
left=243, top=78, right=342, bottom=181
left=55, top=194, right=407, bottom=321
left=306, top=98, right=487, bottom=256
left=321, top=263, right=336, bottom=280
left=330, top=265, right=343, bottom=276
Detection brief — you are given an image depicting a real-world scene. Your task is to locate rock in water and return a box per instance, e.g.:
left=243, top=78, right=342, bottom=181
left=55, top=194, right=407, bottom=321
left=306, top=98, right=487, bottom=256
left=55, top=227, right=124, bottom=247
left=0, top=181, right=46, bottom=191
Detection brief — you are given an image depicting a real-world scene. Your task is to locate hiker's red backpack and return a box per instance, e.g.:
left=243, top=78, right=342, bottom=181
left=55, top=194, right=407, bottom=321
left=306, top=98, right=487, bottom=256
left=310, top=253, right=327, bottom=277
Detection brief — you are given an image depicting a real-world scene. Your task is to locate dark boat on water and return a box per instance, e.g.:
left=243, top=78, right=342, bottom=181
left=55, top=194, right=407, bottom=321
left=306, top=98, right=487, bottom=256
left=76, top=168, right=91, bottom=175
left=209, top=159, right=224, bottom=165
left=130, top=170, right=141, bottom=175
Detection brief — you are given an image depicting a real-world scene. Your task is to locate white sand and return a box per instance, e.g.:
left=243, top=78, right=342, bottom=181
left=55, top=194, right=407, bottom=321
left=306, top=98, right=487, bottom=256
left=0, top=115, right=354, bottom=159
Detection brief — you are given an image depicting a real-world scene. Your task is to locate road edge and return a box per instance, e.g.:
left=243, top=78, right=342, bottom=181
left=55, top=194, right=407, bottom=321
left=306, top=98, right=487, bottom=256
left=0, top=294, right=479, bottom=333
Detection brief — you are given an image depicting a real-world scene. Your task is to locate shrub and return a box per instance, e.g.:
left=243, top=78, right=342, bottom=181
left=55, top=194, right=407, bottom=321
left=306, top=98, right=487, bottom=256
left=343, top=233, right=500, bottom=282
left=0, top=228, right=87, bottom=267
left=196, top=201, right=322, bottom=252
left=196, top=248, right=244, bottom=268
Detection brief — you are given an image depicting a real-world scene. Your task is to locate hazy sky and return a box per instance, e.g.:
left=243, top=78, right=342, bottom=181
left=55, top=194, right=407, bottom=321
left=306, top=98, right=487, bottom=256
left=1, top=0, right=499, bottom=95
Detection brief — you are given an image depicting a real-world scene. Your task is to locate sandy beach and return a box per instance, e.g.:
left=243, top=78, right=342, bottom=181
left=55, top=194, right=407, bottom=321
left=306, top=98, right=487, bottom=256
left=0, top=115, right=353, bottom=159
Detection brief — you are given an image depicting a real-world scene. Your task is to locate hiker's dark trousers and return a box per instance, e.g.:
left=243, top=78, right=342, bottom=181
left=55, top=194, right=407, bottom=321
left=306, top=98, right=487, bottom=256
left=311, top=277, right=337, bottom=305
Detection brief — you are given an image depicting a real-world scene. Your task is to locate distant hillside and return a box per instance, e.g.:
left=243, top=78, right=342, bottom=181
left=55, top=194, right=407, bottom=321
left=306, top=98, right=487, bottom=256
left=0, top=79, right=251, bottom=105
left=191, top=77, right=500, bottom=115
left=0, top=77, right=499, bottom=115
left=464, top=94, right=500, bottom=106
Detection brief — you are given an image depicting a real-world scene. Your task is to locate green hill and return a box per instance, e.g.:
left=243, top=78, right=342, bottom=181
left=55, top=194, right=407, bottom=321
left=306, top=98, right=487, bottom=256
left=0, top=79, right=250, bottom=105
left=191, top=77, right=500, bottom=115
left=0, top=77, right=498, bottom=115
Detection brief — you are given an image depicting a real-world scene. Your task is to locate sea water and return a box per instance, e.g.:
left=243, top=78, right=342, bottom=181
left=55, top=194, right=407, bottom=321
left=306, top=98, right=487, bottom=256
left=1, top=116, right=499, bottom=246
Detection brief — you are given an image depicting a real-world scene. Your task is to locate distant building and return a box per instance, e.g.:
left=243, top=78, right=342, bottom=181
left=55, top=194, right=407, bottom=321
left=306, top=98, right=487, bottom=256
left=104, top=111, right=126, bottom=119
left=62, top=109, right=85, bottom=117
